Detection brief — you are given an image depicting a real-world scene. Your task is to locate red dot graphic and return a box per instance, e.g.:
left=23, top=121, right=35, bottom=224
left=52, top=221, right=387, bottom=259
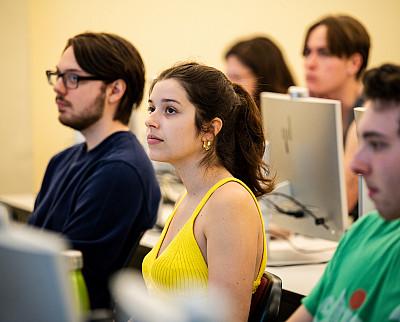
left=349, top=289, right=367, bottom=310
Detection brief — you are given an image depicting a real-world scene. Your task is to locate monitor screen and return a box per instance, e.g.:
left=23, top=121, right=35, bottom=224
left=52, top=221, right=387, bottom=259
left=0, top=220, right=80, bottom=322
left=261, top=92, right=348, bottom=241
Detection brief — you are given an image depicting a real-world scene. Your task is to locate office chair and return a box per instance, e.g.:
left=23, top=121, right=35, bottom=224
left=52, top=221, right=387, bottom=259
left=248, top=271, right=282, bottom=322
left=123, top=230, right=146, bottom=268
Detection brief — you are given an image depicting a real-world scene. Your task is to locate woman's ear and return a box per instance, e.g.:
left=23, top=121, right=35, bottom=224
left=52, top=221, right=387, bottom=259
left=107, top=79, right=127, bottom=104
left=210, top=117, right=223, bottom=136
left=201, top=117, right=223, bottom=145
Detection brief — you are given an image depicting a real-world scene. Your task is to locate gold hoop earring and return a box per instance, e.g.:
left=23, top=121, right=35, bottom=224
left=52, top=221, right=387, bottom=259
left=203, top=140, right=212, bottom=151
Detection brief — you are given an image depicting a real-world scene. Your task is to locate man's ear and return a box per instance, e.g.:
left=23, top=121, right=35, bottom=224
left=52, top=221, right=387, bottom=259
left=347, top=53, right=363, bottom=77
left=107, top=79, right=126, bottom=104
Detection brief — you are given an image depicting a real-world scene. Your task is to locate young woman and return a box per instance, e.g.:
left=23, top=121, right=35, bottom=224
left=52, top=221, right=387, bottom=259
left=142, top=62, right=274, bottom=321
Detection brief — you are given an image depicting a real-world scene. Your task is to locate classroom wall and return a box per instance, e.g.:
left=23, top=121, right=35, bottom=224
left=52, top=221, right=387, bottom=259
left=1, top=0, right=400, bottom=193
left=0, top=0, right=33, bottom=194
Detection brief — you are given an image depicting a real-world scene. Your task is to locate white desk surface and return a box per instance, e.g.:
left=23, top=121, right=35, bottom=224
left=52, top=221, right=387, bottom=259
left=266, top=235, right=336, bottom=295
left=1, top=193, right=334, bottom=296
left=0, top=193, right=35, bottom=213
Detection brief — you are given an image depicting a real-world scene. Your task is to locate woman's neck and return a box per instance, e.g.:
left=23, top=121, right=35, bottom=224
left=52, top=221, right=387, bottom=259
left=175, top=163, right=232, bottom=197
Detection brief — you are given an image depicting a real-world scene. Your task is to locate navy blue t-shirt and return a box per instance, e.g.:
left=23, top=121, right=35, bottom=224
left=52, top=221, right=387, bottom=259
left=28, top=131, right=161, bottom=309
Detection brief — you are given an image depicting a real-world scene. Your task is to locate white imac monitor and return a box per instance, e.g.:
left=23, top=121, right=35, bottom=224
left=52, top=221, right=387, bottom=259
left=354, top=107, right=376, bottom=217
left=261, top=92, right=348, bottom=241
left=0, top=220, right=80, bottom=322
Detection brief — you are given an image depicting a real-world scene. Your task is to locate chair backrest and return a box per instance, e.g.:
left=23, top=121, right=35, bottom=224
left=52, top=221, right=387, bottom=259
left=248, top=271, right=282, bottom=322
left=122, top=230, right=146, bottom=268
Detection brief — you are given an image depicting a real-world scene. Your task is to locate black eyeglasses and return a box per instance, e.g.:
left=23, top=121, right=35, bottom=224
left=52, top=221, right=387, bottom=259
left=46, top=70, right=109, bottom=89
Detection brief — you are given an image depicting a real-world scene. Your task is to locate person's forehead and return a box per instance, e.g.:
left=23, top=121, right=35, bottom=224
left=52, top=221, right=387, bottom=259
left=360, top=101, right=400, bottom=136
left=307, top=25, right=328, bottom=46
left=57, top=46, right=81, bottom=71
left=151, top=79, right=189, bottom=101
left=226, top=55, right=253, bottom=73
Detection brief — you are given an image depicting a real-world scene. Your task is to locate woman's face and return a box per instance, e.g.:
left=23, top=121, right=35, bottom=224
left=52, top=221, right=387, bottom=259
left=145, top=78, right=204, bottom=166
left=225, top=54, right=257, bottom=97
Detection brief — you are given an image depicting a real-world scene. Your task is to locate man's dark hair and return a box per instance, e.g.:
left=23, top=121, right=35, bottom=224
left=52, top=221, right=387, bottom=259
left=363, top=64, right=400, bottom=135
left=363, top=64, right=400, bottom=103
left=65, top=32, right=145, bottom=125
left=303, top=15, right=370, bottom=79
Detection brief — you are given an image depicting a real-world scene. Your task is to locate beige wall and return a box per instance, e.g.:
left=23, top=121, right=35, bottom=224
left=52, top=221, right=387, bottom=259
left=2, top=0, right=400, bottom=193
left=0, top=0, right=33, bottom=194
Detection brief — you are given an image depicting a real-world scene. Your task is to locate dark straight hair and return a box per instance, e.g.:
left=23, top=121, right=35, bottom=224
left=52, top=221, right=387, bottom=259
left=150, top=62, right=274, bottom=197
left=303, top=15, right=370, bottom=79
left=65, top=32, right=145, bottom=125
left=363, top=64, right=400, bottom=135
left=225, top=36, right=295, bottom=107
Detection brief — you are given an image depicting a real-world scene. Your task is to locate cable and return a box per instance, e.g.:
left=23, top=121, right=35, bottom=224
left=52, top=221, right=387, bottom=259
left=264, top=192, right=331, bottom=231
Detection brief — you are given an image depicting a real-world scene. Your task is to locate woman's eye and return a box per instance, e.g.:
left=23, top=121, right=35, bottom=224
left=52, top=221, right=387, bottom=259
left=165, top=106, right=176, bottom=114
left=303, top=48, right=311, bottom=57
left=147, top=106, right=155, bottom=113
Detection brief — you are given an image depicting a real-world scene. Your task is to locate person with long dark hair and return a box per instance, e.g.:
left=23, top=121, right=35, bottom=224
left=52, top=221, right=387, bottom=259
left=225, top=36, right=295, bottom=107
left=142, top=62, right=274, bottom=322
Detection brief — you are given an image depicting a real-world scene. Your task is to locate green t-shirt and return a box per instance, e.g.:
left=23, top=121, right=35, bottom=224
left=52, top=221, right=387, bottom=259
left=302, top=212, right=400, bottom=321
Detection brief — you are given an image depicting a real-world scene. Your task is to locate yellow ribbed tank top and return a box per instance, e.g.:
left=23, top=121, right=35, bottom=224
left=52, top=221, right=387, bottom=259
left=142, top=177, right=267, bottom=295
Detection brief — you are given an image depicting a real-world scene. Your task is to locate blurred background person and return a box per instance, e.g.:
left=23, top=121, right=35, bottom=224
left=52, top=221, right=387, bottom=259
left=302, top=15, right=371, bottom=220
left=225, top=36, right=296, bottom=239
left=225, top=36, right=296, bottom=107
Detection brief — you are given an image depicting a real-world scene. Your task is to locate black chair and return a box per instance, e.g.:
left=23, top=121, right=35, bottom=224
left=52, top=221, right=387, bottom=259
left=122, top=230, right=146, bottom=268
left=248, top=271, right=282, bottom=322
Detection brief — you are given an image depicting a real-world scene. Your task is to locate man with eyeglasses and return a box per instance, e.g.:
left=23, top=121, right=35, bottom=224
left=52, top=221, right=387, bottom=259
left=28, top=32, right=161, bottom=310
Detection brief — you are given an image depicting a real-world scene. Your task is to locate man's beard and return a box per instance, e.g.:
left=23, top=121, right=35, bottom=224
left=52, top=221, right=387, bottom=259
left=58, top=90, right=106, bottom=131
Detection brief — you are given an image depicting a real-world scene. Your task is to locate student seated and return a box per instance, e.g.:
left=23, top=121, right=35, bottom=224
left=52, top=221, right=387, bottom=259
left=287, top=63, right=400, bottom=321
left=28, top=32, right=161, bottom=309
left=302, top=15, right=371, bottom=219
left=142, top=62, right=274, bottom=322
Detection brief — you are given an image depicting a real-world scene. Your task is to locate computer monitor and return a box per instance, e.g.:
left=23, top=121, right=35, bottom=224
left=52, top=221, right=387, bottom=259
left=354, top=107, right=376, bottom=217
left=0, top=220, right=80, bottom=322
left=261, top=92, right=348, bottom=242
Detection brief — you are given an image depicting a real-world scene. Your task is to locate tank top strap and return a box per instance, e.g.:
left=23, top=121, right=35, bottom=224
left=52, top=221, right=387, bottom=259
left=157, top=192, right=187, bottom=244
left=188, top=177, right=262, bottom=224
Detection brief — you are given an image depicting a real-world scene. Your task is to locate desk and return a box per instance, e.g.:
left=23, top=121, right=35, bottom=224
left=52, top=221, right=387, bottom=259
left=1, top=193, right=334, bottom=318
left=0, top=193, right=35, bottom=222
left=1, top=193, right=333, bottom=295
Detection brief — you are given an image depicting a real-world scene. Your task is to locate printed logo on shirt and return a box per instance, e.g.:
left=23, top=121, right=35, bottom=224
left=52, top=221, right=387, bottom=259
left=390, top=304, right=400, bottom=321
left=315, top=289, right=364, bottom=322
left=349, top=289, right=367, bottom=310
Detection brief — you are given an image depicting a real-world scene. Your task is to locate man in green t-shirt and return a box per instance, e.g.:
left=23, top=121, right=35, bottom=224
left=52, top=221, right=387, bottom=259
left=288, top=64, right=400, bottom=321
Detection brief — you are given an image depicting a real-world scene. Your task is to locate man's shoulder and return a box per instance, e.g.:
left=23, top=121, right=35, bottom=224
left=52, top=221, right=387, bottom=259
left=100, top=132, right=145, bottom=160
left=49, top=143, right=85, bottom=165
left=90, top=133, right=156, bottom=182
